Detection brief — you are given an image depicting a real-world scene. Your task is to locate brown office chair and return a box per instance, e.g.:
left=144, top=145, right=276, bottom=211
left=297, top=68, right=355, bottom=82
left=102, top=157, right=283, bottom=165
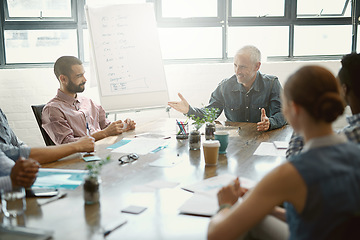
left=31, top=104, right=55, bottom=146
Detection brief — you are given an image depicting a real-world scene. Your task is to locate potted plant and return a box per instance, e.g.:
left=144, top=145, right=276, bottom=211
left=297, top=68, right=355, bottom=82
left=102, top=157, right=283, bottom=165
left=187, top=115, right=204, bottom=150
left=203, top=107, right=219, bottom=140
left=83, top=156, right=110, bottom=205
left=188, top=107, right=219, bottom=149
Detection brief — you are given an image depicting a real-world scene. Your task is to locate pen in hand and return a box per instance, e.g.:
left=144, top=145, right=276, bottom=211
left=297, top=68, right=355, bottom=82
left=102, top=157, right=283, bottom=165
left=86, top=122, right=90, bottom=136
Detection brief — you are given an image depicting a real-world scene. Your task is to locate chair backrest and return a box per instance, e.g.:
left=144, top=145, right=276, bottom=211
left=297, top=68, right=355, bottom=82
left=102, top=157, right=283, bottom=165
left=31, top=104, right=55, bottom=146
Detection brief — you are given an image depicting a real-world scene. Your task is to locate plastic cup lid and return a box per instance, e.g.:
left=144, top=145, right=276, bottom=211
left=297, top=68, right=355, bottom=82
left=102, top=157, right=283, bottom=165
left=202, top=140, right=220, bottom=147
left=214, top=131, right=229, bottom=135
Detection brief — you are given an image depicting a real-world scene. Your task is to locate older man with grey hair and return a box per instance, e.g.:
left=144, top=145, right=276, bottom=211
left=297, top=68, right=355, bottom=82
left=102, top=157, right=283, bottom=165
left=168, top=45, right=286, bottom=131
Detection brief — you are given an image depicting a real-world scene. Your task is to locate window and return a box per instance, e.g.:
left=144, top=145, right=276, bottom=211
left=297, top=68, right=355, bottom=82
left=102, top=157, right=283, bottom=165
left=297, top=0, right=350, bottom=18
left=294, top=25, right=352, bottom=56
left=7, top=0, right=72, bottom=18
left=228, top=26, right=289, bottom=58
left=5, top=29, right=77, bottom=63
left=158, top=27, right=222, bottom=59
left=161, top=0, right=217, bottom=18
left=231, top=0, right=285, bottom=17
left=0, top=0, right=359, bottom=67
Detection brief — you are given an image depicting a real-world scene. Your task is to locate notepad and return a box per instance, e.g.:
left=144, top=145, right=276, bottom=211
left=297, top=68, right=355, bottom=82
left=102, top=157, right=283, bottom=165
left=135, top=132, right=171, bottom=139
left=111, top=138, right=169, bottom=155
left=253, top=142, right=287, bottom=157
left=32, top=168, right=88, bottom=190
left=179, top=193, right=218, bottom=217
left=273, top=141, right=289, bottom=149
left=106, top=139, right=131, bottom=149
left=182, top=174, right=256, bottom=197
left=82, top=154, right=101, bottom=162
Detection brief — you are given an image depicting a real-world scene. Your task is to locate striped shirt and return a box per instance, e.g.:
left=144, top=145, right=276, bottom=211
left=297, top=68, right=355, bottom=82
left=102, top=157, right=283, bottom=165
left=0, top=108, right=31, bottom=160
left=286, top=113, right=360, bottom=159
left=42, top=89, right=111, bottom=144
left=0, top=150, right=16, bottom=191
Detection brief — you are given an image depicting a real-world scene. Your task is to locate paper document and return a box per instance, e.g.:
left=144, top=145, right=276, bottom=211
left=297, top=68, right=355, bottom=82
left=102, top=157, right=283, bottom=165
left=179, top=174, right=253, bottom=216
left=111, top=138, right=169, bottom=155
left=149, top=156, right=183, bottom=167
left=106, top=139, right=131, bottom=149
left=273, top=141, right=289, bottom=149
left=32, top=168, right=88, bottom=190
left=178, top=193, right=219, bottom=217
left=132, top=180, right=179, bottom=192
left=179, top=192, right=244, bottom=217
left=253, top=142, right=287, bottom=157
left=182, top=174, right=256, bottom=197
left=135, top=132, right=171, bottom=139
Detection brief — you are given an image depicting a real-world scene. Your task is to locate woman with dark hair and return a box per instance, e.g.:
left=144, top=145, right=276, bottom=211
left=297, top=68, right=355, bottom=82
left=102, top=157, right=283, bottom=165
left=208, top=66, right=360, bottom=240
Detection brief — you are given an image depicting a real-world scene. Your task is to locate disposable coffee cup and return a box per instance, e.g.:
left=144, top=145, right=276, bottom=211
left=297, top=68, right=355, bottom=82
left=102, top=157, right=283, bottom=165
left=202, top=140, right=220, bottom=166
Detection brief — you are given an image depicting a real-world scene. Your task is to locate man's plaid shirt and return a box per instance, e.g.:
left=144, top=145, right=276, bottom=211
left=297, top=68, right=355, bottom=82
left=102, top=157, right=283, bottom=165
left=286, top=113, right=360, bottom=159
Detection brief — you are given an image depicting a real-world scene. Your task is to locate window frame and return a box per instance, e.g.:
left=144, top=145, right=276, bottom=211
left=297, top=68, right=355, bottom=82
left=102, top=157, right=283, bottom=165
left=155, top=0, right=359, bottom=62
left=0, top=0, right=86, bottom=68
left=0, top=0, right=359, bottom=68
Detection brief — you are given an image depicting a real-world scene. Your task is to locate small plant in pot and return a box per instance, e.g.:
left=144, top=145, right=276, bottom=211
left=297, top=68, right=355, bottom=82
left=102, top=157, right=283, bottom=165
left=83, top=156, right=110, bottom=205
left=203, top=108, right=219, bottom=140
left=188, top=115, right=204, bottom=150
left=188, top=107, right=219, bottom=150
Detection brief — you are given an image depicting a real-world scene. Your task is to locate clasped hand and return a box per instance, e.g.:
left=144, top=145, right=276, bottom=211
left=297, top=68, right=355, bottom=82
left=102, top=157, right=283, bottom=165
left=11, top=157, right=40, bottom=188
left=105, top=119, right=136, bottom=137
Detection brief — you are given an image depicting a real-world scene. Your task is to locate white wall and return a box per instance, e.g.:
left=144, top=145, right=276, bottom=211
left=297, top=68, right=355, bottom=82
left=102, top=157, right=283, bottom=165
left=0, top=60, right=343, bottom=147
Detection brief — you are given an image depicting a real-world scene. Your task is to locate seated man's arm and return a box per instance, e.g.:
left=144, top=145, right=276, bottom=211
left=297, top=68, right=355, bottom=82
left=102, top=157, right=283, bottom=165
left=0, top=142, right=31, bottom=161
left=267, top=78, right=287, bottom=130
left=29, top=135, right=95, bottom=164
left=42, top=105, right=82, bottom=144
left=187, top=87, right=224, bottom=120
left=91, top=120, right=125, bottom=141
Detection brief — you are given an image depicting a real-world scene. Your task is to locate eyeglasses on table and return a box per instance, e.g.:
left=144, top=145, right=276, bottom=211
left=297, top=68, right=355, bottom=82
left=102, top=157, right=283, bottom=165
left=118, top=153, right=139, bottom=165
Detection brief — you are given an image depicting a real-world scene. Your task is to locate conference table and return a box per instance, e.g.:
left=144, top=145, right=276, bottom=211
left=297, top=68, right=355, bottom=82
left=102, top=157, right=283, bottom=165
left=9, top=118, right=293, bottom=240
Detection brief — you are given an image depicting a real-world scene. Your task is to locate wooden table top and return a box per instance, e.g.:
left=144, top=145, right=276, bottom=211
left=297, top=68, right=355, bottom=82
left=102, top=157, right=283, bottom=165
left=13, top=119, right=293, bottom=240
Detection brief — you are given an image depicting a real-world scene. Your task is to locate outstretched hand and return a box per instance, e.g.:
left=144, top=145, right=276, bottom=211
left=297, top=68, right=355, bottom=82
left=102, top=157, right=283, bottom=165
left=168, top=93, right=190, bottom=114
left=257, top=108, right=270, bottom=131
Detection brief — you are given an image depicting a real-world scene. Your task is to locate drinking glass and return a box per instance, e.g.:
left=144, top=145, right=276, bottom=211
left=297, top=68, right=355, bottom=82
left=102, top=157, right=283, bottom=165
left=1, top=187, right=26, bottom=226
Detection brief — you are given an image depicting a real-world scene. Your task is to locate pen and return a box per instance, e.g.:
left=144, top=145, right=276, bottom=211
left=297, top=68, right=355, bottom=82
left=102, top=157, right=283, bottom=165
left=86, top=122, right=90, bottom=136
left=38, top=193, right=67, bottom=206
left=103, top=220, right=128, bottom=237
left=176, top=119, right=185, bottom=135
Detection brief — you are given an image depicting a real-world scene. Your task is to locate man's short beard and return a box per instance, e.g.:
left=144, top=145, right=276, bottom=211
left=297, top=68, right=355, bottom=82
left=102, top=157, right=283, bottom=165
left=66, top=78, right=85, bottom=93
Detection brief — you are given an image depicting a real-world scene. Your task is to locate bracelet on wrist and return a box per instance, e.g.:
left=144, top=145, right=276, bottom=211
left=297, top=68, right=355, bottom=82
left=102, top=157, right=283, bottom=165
left=217, top=204, right=232, bottom=213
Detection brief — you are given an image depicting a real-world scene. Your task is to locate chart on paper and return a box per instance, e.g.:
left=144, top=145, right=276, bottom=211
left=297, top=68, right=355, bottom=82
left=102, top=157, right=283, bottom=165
left=85, top=3, right=169, bottom=111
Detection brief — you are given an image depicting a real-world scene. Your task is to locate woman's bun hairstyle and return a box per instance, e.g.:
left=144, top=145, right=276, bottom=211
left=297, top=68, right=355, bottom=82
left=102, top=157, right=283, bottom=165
left=284, top=65, right=345, bottom=123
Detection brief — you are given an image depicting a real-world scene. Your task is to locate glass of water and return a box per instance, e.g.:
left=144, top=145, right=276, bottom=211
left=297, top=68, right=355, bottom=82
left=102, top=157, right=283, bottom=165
left=1, top=187, right=26, bottom=225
